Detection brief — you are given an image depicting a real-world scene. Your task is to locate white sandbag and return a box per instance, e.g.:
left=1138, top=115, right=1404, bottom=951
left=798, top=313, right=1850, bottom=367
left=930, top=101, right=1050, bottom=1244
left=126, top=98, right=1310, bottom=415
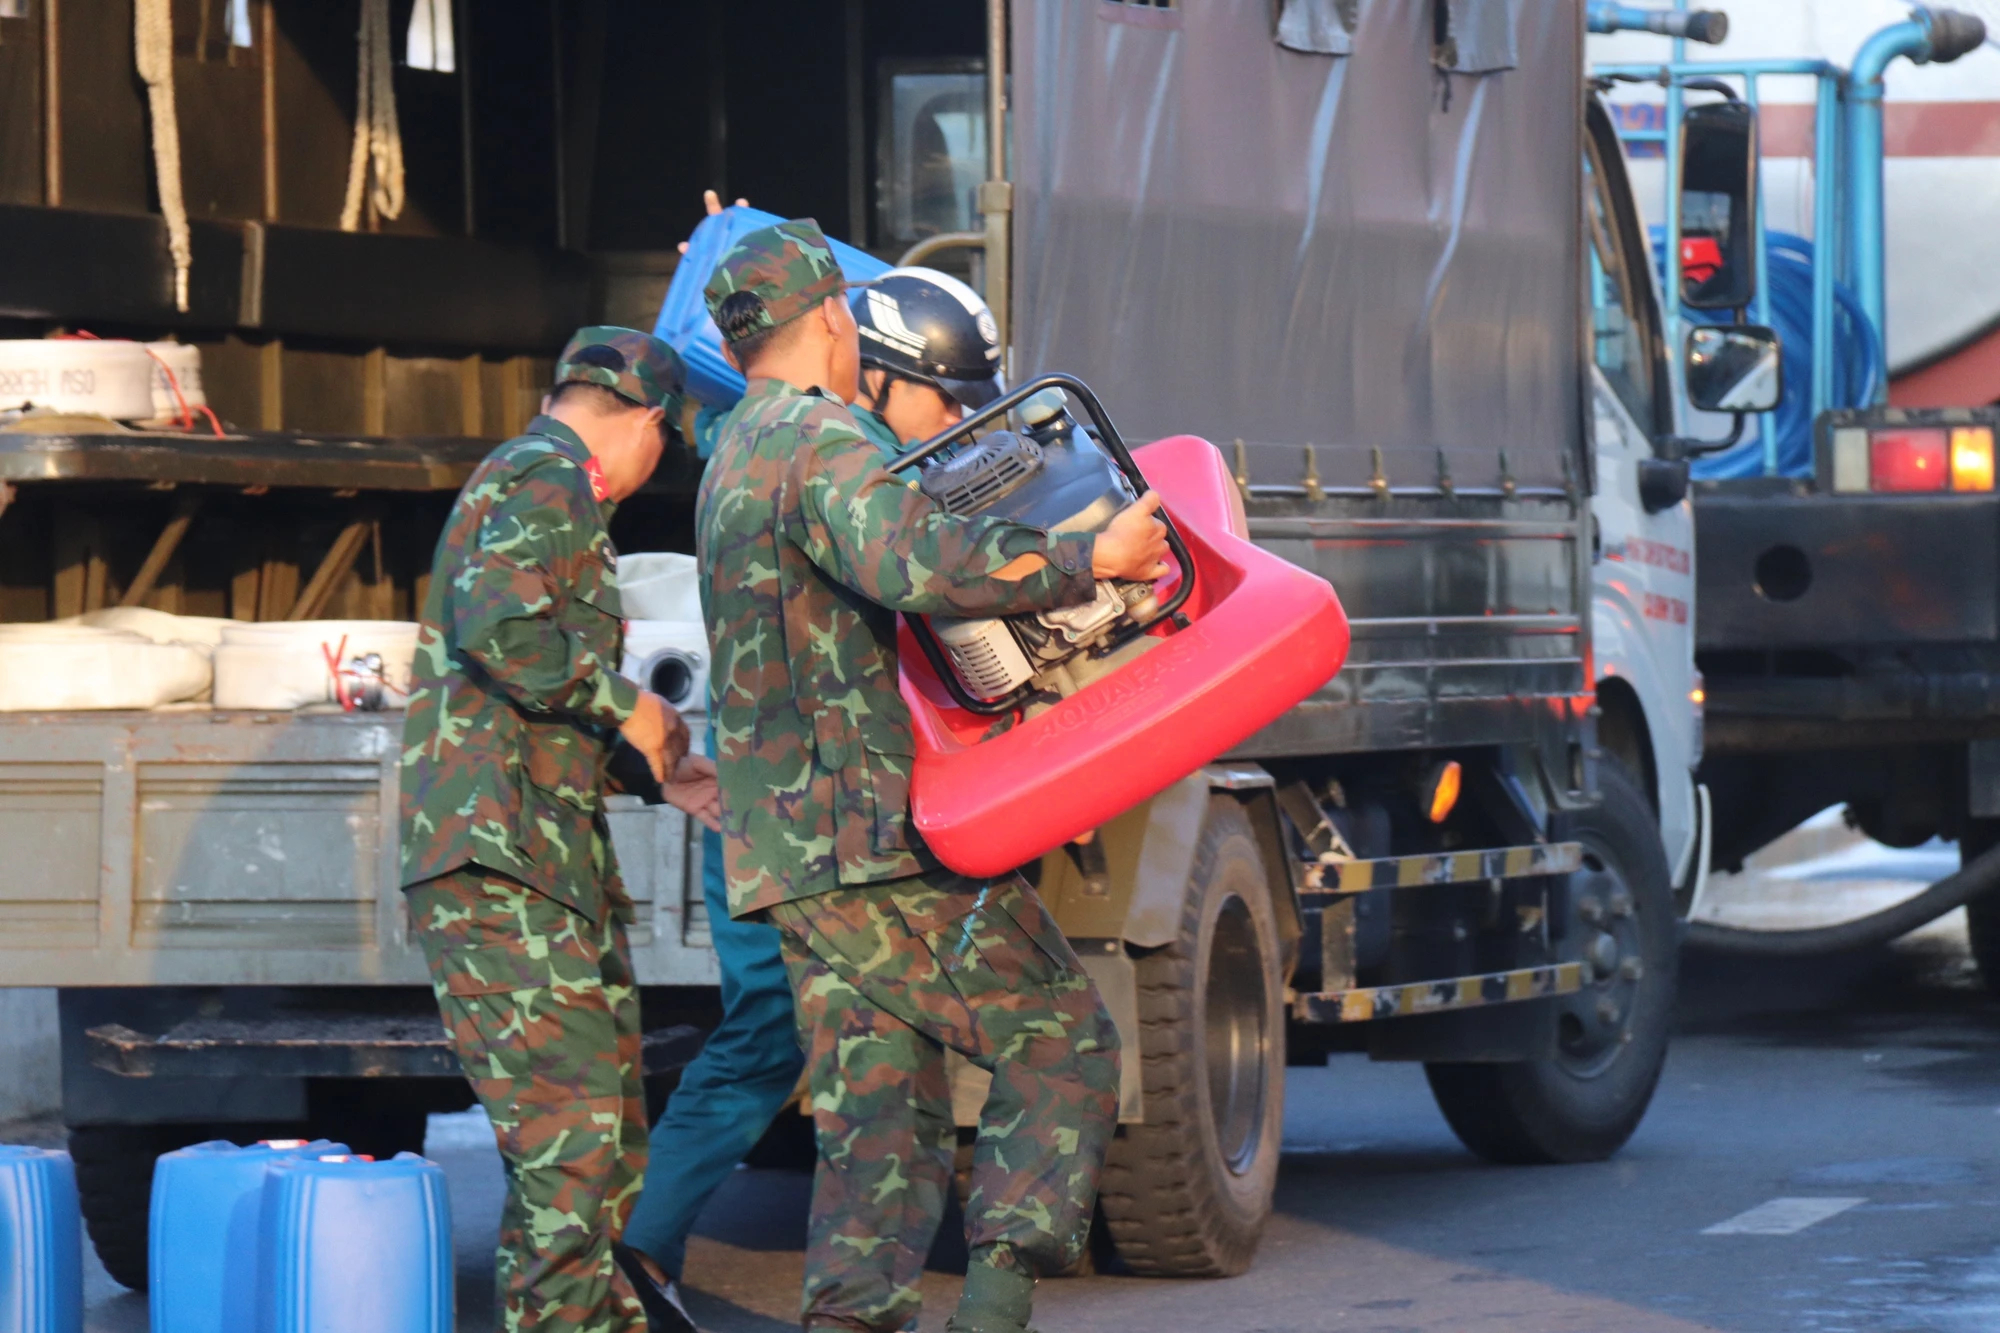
left=212, top=620, right=420, bottom=711
left=616, top=552, right=701, bottom=623
left=0, top=628, right=211, bottom=711
left=621, top=620, right=710, bottom=713
left=66, top=607, right=239, bottom=648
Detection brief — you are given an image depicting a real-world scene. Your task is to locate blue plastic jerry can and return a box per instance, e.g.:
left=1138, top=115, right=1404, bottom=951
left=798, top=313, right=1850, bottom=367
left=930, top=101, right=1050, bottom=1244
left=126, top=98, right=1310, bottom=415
left=0, top=1145, right=81, bottom=1333
left=653, top=205, right=892, bottom=409
left=256, top=1154, right=452, bottom=1333
left=150, top=1139, right=347, bottom=1333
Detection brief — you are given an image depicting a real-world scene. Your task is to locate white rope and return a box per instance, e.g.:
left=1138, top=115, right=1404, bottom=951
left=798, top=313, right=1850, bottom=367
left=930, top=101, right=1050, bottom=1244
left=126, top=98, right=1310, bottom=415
left=134, top=0, right=192, bottom=312
left=339, top=0, right=406, bottom=232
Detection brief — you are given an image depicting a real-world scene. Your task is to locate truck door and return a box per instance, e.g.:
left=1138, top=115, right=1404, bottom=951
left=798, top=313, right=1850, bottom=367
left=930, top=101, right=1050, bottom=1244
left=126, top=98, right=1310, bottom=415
left=1582, top=97, right=1701, bottom=890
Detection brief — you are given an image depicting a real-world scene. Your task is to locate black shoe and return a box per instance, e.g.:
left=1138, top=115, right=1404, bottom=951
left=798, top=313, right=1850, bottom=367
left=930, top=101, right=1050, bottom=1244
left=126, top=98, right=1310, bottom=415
left=614, top=1243, right=699, bottom=1333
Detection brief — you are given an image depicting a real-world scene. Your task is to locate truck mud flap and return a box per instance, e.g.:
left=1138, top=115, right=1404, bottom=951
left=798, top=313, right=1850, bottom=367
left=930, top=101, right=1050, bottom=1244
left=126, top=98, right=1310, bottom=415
left=86, top=1017, right=705, bottom=1080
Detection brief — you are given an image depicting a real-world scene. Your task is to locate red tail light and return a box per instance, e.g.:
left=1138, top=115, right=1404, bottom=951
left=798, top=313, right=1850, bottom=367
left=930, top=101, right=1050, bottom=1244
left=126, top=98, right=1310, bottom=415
left=1869, top=428, right=1949, bottom=492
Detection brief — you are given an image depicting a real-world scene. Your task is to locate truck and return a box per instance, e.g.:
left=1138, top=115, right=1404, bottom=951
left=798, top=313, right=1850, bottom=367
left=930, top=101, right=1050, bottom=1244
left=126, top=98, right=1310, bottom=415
left=1583, top=6, right=2000, bottom=971
left=0, top=0, right=1722, bottom=1285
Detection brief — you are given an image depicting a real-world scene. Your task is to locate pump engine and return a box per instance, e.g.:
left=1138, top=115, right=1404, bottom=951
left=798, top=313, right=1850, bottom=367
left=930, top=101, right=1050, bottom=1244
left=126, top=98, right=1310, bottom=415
left=914, top=389, right=1169, bottom=709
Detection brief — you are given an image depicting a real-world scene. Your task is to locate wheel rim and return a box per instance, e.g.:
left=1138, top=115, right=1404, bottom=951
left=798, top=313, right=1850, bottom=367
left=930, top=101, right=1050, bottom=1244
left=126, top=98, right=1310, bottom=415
left=1555, top=843, right=1647, bottom=1079
left=1204, top=895, right=1271, bottom=1174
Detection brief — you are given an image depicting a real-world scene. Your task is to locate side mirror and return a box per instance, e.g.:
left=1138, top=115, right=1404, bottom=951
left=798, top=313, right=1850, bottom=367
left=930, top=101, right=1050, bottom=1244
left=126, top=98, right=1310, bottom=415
left=1678, top=100, right=1759, bottom=310
left=1685, top=324, right=1782, bottom=414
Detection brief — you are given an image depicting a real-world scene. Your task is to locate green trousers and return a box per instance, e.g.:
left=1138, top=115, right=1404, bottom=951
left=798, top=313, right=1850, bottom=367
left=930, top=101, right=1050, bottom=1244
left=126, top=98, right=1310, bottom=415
left=770, top=871, right=1122, bottom=1332
left=409, top=867, right=649, bottom=1333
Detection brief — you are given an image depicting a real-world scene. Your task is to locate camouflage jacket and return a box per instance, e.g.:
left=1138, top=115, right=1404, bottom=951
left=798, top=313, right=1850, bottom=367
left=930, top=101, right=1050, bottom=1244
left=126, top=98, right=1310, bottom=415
left=696, top=378, right=1098, bottom=918
left=399, top=417, right=641, bottom=921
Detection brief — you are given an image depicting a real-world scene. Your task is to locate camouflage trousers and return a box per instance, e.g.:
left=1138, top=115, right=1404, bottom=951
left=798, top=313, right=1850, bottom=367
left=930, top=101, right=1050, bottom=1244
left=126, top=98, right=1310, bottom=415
left=768, top=871, right=1121, bottom=1332
left=409, top=868, right=649, bottom=1333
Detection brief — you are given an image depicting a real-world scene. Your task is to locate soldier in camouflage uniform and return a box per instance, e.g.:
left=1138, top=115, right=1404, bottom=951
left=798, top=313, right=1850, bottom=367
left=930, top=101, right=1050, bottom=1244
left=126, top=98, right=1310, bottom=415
left=400, top=327, right=715, bottom=1333
left=695, top=219, right=1169, bottom=1333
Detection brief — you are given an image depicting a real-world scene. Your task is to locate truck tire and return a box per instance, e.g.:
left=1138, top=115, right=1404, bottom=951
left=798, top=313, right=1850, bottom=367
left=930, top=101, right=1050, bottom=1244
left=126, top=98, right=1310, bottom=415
left=1961, top=821, right=2000, bottom=992
left=1425, top=760, right=1676, bottom=1164
left=1098, top=796, right=1284, bottom=1277
left=69, top=1125, right=166, bottom=1290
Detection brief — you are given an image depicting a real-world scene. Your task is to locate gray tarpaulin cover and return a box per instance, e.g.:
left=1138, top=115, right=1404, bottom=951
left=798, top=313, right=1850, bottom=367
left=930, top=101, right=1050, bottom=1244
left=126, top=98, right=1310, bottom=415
left=1011, top=0, right=1580, bottom=492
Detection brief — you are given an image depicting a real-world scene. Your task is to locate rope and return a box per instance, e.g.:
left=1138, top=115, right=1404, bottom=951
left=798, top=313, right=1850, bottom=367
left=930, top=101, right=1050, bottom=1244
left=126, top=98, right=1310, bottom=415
left=134, top=0, right=192, bottom=312
left=339, top=0, right=406, bottom=232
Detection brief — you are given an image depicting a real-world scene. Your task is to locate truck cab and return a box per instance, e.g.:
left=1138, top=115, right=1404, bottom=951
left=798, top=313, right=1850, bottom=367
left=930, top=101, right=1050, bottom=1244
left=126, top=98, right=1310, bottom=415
left=1583, top=90, right=1709, bottom=911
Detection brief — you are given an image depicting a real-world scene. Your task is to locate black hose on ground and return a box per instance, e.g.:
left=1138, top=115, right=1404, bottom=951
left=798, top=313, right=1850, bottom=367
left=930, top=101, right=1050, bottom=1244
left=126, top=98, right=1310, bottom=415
left=1683, top=838, right=2000, bottom=956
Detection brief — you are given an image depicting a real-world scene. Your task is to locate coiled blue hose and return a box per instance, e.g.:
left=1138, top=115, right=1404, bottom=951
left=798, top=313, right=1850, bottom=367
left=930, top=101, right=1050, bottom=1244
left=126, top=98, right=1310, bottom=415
left=1649, top=228, right=1883, bottom=478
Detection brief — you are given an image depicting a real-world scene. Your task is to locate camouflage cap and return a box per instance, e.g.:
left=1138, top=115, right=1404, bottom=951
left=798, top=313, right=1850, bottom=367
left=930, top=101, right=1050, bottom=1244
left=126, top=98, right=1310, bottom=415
left=703, top=219, right=859, bottom=343
left=553, top=326, right=686, bottom=414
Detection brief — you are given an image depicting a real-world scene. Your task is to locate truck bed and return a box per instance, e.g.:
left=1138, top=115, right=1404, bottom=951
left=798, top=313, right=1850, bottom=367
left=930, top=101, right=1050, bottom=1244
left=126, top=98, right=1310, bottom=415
left=0, top=709, right=717, bottom=987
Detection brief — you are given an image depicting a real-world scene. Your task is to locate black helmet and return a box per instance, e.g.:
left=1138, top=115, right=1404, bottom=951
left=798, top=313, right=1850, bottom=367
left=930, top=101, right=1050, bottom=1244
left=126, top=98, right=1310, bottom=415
left=849, top=267, right=1004, bottom=410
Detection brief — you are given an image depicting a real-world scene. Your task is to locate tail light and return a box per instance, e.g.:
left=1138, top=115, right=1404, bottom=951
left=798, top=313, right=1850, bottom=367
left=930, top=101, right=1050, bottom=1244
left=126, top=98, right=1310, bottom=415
left=1870, top=428, right=1947, bottom=491
left=1952, top=426, right=1996, bottom=492
left=1831, top=424, right=1995, bottom=494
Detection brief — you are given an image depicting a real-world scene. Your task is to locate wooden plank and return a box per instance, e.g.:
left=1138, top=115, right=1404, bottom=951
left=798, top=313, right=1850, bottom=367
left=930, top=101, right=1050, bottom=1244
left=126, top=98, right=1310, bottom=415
left=118, top=490, right=201, bottom=608
left=287, top=517, right=370, bottom=620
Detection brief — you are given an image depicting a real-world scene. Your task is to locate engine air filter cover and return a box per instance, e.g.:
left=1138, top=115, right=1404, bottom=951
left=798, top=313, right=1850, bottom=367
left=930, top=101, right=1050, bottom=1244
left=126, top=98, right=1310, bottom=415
left=918, top=432, right=1043, bottom=514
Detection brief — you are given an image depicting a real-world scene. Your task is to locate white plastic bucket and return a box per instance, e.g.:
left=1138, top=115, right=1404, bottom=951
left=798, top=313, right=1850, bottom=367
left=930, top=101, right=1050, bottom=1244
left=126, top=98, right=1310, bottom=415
left=212, top=621, right=420, bottom=711
left=0, top=340, right=156, bottom=419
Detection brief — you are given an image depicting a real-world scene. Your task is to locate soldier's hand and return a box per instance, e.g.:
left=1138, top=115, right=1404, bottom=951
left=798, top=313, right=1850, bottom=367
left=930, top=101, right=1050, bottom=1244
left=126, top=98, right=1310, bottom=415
left=662, top=753, right=722, bottom=832
left=619, top=691, right=689, bottom=784
left=1093, top=491, right=1171, bottom=583
left=678, top=189, right=753, bottom=254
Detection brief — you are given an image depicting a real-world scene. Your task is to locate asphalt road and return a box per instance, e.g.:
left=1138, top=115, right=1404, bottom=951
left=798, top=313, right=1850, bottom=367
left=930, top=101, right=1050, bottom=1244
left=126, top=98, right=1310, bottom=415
left=45, top=827, right=2000, bottom=1333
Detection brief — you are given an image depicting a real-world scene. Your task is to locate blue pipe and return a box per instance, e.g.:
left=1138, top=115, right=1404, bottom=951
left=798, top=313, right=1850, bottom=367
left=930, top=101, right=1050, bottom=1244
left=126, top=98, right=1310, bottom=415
left=1810, top=72, right=1839, bottom=421
left=1848, top=18, right=1933, bottom=398
left=1586, top=2, right=1727, bottom=42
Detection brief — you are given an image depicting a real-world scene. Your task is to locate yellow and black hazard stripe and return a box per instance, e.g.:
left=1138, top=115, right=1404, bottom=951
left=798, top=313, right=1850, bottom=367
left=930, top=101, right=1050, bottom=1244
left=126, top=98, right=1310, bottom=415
left=1298, top=841, right=1583, bottom=901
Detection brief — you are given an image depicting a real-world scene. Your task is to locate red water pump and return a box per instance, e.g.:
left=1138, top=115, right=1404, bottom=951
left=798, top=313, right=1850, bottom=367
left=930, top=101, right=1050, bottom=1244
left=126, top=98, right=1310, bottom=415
left=891, top=375, right=1351, bottom=877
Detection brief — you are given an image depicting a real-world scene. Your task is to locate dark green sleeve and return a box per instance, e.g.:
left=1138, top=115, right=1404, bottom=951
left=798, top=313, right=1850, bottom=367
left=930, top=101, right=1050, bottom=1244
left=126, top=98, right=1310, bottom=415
left=787, top=407, right=1098, bottom=615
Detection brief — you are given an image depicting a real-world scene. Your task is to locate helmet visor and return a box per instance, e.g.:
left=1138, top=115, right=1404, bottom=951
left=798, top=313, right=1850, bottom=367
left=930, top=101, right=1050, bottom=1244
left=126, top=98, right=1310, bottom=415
left=935, top=372, right=1005, bottom=412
